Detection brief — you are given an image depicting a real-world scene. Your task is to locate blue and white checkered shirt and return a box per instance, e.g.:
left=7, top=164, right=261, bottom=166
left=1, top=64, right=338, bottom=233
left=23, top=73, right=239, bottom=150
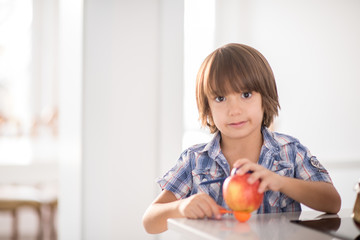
left=157, top=127, right=332, bottom=213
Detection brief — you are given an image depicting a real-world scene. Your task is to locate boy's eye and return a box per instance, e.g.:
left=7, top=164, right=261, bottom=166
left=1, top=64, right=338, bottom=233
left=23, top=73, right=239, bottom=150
left=241, top=92, right=252, bottom=99
left=215, top=96, right=225, bottom=102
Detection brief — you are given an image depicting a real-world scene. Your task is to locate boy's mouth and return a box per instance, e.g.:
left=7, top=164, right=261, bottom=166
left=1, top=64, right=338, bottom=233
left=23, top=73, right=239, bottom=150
left=228, top=121, right=247, bottom=127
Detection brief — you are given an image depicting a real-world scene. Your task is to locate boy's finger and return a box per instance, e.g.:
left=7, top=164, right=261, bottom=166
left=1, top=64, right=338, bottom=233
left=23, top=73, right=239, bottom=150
left=233, top=158, right=250, bottom=168
left=236, top=164, right=252, bottom=175
left=247, top=170, right=261, bottom=184
left=198, top=201, right=213, bottom=218
left=193, top=206, right=205, bottom=218
left=258, top=179, right=269, bottom=193
left=210, top=204, right=221, bottom=219
left=204, top=196, right=221, bottom=219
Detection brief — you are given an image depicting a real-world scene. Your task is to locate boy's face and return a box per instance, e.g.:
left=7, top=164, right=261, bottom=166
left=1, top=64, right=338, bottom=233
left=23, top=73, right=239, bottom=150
left=207, top=91, right=263, bottom=141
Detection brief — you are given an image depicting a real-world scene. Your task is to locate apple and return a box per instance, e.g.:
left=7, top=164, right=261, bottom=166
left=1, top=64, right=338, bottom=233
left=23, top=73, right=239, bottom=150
left=222, top=172, right=263, bottom=213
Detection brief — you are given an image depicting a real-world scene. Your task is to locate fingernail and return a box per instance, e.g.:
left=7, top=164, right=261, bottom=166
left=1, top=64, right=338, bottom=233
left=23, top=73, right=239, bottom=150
left=231, top=168, right=238, bottom=175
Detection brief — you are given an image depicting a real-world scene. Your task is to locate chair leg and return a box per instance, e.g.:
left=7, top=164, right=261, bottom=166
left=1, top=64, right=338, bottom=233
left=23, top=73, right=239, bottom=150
left=36, top=206, right=43, bottom=240
left=50, top=204, right=57, bottom=240
left=11, top=208, right=18, bottom=240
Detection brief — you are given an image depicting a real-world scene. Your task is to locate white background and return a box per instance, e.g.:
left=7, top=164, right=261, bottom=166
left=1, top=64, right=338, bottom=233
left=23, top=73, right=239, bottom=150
left=56, top=0, right=360, bottom=239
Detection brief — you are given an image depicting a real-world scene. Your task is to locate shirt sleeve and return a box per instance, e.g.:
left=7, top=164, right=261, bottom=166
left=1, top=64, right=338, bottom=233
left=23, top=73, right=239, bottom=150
left=293, top=142, right=332, bottom=183
left=156, top=150, right=193, bottom=199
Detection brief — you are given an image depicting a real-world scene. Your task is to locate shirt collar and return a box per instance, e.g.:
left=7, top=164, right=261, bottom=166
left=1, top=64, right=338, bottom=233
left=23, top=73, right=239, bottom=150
left=198, top=131, right=222, bottom=160
left=198, top=127, right=280, bottom=159
left=262, top=126, right=280, bottom=152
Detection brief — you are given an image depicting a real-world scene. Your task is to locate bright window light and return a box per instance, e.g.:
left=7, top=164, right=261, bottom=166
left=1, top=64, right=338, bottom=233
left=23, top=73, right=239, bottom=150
left=183, top=0, right=215, bottom=149
left=0, top=0, right=33, bottom=165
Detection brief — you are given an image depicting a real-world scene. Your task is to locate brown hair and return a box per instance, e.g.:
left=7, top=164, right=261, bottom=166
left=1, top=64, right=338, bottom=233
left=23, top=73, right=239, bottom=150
left=196, top=43, right=280, bottom=133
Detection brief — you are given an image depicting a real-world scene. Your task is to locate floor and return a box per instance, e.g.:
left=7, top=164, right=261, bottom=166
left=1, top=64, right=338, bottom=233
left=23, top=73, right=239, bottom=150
left=0, top=207, right=57, bottom=240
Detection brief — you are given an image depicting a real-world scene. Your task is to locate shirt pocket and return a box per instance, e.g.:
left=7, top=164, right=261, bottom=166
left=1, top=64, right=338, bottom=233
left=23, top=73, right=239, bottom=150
left=192, top=167, right=223, bottom=184
left=191, top=167, right=224, bottom=196
left=272, top=160, right=294, bottom=177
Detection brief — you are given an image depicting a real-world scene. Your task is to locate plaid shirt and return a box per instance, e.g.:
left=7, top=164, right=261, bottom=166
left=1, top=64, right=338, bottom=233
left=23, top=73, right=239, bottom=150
left=157, top=127, right=332, bottom=213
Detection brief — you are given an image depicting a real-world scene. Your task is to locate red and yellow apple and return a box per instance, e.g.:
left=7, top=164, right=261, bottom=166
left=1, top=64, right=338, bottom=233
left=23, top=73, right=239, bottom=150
left=222, top=172, right=263, bottom=222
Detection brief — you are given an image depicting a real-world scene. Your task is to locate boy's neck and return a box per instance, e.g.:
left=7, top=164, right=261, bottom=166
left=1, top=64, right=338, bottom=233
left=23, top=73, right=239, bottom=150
left=220, top=130, right=263, bottom=168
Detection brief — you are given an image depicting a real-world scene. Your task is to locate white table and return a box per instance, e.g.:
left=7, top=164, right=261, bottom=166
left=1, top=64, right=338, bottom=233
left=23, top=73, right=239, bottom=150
left=168, top=209, right=355, bottom=240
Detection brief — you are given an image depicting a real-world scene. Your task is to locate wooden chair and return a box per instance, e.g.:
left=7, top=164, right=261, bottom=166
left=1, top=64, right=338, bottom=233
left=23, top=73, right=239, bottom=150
left=0, top=184, right=57, bottom=240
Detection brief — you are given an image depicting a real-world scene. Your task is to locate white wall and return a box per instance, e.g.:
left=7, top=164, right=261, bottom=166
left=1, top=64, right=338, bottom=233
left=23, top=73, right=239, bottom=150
left=158, top=0, right=185, bottom=184
left=58, top=0, right=83, bottom=239
left=82, top=1, right=160, bottom=239
left=59, top=0, right=183, bottom=239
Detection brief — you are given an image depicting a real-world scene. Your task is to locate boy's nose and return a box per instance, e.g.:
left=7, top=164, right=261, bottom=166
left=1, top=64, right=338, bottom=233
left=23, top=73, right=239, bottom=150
left=228, top=98, right=242, bottom=116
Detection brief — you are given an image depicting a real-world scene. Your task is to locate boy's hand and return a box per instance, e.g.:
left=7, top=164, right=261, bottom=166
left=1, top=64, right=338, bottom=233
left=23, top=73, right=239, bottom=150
left=178, top=193, right=222, bottom=219
left=233, top=159, right=284, bottom=193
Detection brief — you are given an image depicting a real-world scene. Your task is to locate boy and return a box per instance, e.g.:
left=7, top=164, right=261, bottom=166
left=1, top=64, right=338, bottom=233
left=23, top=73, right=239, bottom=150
left=143, top=43, right=341, bottom=234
